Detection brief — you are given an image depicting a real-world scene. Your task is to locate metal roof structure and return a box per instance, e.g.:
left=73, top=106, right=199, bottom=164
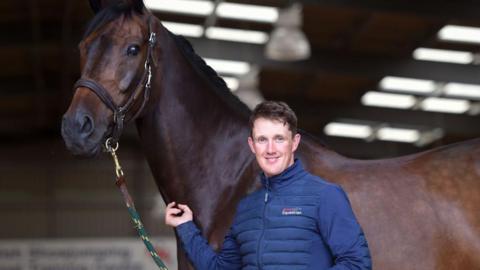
left=2, top=0, right=480, bottom=158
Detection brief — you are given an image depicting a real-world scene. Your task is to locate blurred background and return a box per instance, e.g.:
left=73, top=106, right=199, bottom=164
left=1, top=0, right=480, bottom=269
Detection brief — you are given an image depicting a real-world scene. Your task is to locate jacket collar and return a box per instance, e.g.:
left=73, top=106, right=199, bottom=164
left=260, top=158, right=306, bottom=190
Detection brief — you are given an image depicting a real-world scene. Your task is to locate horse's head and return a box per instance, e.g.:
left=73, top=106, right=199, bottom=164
left=61, top=0, right=158, bottom=157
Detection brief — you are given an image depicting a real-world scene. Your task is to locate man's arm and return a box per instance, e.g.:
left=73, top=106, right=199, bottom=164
left=317, top=186, right=372, bottom=270
left=165, top=202, right=242, bottom=270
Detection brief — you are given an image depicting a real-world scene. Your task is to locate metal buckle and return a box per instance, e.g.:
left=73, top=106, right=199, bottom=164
left=146, top=65, right=152, bottom=89
left=149, top=32, right=157, bottom=46
left=105, top=137, right=119, bottom=153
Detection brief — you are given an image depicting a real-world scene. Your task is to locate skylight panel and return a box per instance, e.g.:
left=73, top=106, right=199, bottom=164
left=204, top=58, right=251, bottom=75
left=361, top=91, right=416, bottom=109
left=324, top=121, right=443, bottom=145
left=161, top=21, right=204, bottom=37
left=379, top=76, right=437, bottom=94
left=420, top=97, right=470, bottom=114
left=377, top=127, right=420, bottom=143
left=221, top=76, right=239, bottom=91
left=205, top=27, right=269, bottom=44
left=145, top=0, right=214, bottom=16
left=324, top=122, right=372, bottom=139
left=438, top=25, right=480, bottom=44
left=444, top=82, right=480, bottom=100
left=216, top=3, right=279, bottom=23
left=413, top=47, right=473, bottom=64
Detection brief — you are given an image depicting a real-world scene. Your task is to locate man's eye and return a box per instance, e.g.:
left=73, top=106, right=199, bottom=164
left=257, top=138, right=267, bottom=144
left=275, top=137, right=285, bottom=143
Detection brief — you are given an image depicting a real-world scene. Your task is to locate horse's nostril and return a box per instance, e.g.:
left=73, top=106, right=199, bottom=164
left=61, top=115, right=69, bottom=136
left=79, top=114, right=95, bottom=136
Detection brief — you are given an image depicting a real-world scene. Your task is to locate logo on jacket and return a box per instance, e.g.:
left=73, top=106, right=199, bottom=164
left=281, top=207, right=303, bottom=215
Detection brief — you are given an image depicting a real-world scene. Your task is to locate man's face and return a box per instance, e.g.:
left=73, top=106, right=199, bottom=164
left=248, top=117, right=301, bottom=178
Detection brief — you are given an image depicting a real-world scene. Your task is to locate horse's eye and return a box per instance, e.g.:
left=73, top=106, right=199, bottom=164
left=126, top=45, right=140, bottom=56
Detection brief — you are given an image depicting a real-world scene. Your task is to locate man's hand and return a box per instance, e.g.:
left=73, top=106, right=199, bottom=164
left=165, top=202, right=193, bottom=227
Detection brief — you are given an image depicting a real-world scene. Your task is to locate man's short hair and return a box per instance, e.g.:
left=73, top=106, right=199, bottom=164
left=249, top=101, right=298, bottom=136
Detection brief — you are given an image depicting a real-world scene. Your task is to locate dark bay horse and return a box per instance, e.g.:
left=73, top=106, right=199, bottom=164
left=61, top=1, right=480, bottom=269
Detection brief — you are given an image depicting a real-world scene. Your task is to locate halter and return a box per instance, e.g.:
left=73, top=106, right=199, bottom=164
left=74, top=16, right=157, bottom=146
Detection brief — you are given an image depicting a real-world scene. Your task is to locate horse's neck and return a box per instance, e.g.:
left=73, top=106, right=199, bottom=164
left=136, top=28, right=256, bottom=232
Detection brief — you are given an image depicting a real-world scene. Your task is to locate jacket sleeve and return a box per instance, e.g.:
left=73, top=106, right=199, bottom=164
left=318, top=185, right=372, bottom=270
left=176, top=221, right=242, bottom=270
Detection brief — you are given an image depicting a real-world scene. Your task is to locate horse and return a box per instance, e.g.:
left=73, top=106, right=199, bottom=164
left=61, top=0, right=480, bottom=269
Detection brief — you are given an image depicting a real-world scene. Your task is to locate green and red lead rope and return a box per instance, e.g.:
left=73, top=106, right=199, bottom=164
left=107, top=140, right=169, bottom=270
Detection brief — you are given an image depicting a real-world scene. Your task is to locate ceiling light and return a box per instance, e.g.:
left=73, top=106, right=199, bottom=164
left=204, top=58, right=251, bottom=75
left=444, top=82, right=480, bottom=100
left=413, top=47, right=473, bottom=64
left=216, top=3, right=279, bottom=23
left=379, top=76, right=437, bottom=94
left=324, top=122, right=372, bottom=139
left=438, top=25, right=480, bottom=44
left=421, top=97, right=470, bottom=114
left=144, top=0, right=214, bottom=16
left=361, top=91, right=416, bottom=109
left=221, top=76, right=239, bottom=91
left=377, top=127, right=420, bottom=143
left=205, top=27, right=269, bottom=44
left=265, top=3, right=310, bottom=61
left=161, top=21, right=203, bottom=37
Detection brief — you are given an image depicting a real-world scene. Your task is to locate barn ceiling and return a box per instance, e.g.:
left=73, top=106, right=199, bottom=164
left=1, top=0, right=480, bottom=158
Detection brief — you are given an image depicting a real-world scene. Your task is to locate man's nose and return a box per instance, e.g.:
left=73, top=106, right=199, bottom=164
left=267, top=140, right=276, bottom=153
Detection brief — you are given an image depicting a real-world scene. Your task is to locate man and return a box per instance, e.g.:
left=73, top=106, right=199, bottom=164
left=166, top=101, right=372, bottom=270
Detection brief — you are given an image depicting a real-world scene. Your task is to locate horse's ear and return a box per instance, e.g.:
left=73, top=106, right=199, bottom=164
left=88, top=0, right=106, bottom=13
left=88, top=0, right=145, bottom=14
left=129, top=0, right=145, bottom=13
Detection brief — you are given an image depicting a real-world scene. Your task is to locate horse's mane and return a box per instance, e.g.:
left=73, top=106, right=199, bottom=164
left=168, top=33, right=331, bottom=148
left=169, top=32, right=252, bottom=119
left=298, top=129, right=330, bottom=148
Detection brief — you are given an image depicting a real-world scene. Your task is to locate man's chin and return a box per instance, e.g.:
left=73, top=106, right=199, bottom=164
left=261, top=166, right=282, bottom=178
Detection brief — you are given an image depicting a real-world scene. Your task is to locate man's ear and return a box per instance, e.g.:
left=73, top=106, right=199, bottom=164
left=247, top=137, right=256, bottom=154
left=292, top=133, right=301, bottom=152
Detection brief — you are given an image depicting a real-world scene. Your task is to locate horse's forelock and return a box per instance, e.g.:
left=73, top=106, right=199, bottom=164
left=113, top=0, right=145, bottom=14
left=83, top=0, right=145, bottom=39
left=89, top=0, right=145, bottom=14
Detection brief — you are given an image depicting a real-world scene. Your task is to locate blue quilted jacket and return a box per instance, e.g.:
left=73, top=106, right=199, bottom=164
left=176, top=159, right=371, bottom=270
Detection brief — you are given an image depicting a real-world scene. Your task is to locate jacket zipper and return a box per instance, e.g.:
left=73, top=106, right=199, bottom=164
left=257, top=179, right=270, bottom=269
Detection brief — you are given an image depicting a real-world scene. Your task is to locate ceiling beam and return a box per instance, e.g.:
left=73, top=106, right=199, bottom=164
left=189, top=37, right=480, bottom=84
left=318, top=136, right=427, bottom=159
left=217, top=0, right=479, bottom=21
left=301, top=0, right=480, bottom=21
left=289, top=102, right=480, bottom=138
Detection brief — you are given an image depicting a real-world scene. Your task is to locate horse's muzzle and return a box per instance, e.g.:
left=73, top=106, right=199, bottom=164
left=61, top=112, right=101, bottom=157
